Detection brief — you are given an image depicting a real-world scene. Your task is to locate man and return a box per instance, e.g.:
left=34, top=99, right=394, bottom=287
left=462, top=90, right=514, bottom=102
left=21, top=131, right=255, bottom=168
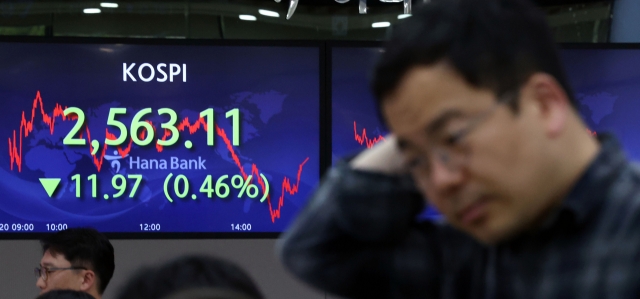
left=36, top=228, right=115, bottom=299
left=278, top=0, right=640, bottom=298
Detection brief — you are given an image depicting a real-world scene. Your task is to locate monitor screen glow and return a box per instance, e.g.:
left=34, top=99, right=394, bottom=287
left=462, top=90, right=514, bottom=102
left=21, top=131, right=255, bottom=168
left=0, top=41, right=320, bottom=235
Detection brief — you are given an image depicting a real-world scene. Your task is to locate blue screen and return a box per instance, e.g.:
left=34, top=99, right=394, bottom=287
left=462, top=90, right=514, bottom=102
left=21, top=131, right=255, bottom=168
left=331, top=47, right=440, bottom=219
left=0, top=42, right=320, bottom=234
left=561, top=48, right=640, bottom=160
left=331, top=46, right=639, bottom=219
left=331, top=47, right=387, bottom=162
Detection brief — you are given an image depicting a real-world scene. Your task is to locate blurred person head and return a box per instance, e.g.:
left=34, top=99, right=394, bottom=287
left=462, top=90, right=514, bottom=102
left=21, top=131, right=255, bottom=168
left=160, top=287, right=258, bottom=299
left=115, top=255, right=263, bottom=299
left=373, top=0, right=599, bottom=244
left=36, top=228, right=115, bottom=299
left=35, top=289, right=96, bottom=299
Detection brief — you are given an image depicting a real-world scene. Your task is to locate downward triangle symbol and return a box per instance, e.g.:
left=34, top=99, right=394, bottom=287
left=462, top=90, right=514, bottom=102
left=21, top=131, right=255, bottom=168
left=39, top=178, right=61, bottom=197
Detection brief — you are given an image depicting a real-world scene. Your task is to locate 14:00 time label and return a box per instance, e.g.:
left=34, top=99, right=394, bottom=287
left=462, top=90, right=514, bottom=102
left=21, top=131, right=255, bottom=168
left=231, top=223, right=251, bottom=231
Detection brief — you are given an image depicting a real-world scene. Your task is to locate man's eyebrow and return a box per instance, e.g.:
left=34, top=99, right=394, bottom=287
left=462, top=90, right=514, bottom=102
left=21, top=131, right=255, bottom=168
left=396, top=109, right=466, bottom=151
left=426, top=109, right=465, bottom=135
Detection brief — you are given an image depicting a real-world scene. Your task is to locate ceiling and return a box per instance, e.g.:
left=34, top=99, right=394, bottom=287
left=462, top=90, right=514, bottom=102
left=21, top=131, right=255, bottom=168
left=0, top=0, right=615, bottom=42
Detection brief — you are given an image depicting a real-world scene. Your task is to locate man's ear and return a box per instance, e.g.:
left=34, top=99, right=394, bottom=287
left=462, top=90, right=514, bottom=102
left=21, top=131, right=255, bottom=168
left=79, top=269, right=96, bottom=292
left=522, top=73, right=571, bottom=138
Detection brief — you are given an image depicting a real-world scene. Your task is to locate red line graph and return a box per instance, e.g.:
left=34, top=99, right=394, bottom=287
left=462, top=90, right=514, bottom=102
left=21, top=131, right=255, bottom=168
left=354, top=121, right=599, bottom=145
left=8, top=92, right=66, bottom=172
left=8, top=91, right=308, bottom=222
left=155, top=117, right=208, bottom=152
left=353, top=121, right=385, bottom=148
left=217, top=127, right=309, bottom=222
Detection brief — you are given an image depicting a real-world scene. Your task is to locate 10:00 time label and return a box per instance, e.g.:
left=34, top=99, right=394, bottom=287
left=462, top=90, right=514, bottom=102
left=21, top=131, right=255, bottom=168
left=47, top=223, right=68, bottom=231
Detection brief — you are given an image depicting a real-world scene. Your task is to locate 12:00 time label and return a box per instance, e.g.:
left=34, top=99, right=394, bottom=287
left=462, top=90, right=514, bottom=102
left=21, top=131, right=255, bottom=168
left=140, top=223, right=161, bottom=231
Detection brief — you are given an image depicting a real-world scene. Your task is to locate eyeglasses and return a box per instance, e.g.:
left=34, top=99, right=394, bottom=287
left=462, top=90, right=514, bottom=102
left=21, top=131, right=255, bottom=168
left=34, top=266, right=87, bottom=281
left=408, top=93, right=518, bottom=178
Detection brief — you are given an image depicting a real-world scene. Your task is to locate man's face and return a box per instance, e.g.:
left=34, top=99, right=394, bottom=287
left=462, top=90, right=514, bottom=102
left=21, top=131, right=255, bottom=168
left=36, top=250, right=85, bottom=295
left=383, top=63, right=560, bottom=244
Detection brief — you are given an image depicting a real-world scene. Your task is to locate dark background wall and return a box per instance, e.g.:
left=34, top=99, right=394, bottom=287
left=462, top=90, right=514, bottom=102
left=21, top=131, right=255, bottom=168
left=0, top=239, right=329, bottom=299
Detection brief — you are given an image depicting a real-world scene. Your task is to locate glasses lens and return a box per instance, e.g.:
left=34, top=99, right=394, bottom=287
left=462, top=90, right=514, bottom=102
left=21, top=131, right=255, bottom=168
left=34, top=267, right=42, bottom=280
left=434, top=147, right=467, bottom=173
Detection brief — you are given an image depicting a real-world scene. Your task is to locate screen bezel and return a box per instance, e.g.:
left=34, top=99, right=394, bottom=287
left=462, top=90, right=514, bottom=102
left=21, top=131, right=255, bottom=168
left=326, top=41, right=640, bottom=166
left=325, top=40, right=640, bottom=221
left=0, top=36, right=327, bottom=240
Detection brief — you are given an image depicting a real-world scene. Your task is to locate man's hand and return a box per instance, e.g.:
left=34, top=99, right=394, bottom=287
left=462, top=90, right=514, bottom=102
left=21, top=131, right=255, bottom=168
left=349, top=134, right=407, bottom=175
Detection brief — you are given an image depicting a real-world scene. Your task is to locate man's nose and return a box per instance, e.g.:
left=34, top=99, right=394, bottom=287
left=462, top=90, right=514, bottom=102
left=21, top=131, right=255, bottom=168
left=429, top=158, right=464, bottom=193
left=36, top=276, right=46, bottom=289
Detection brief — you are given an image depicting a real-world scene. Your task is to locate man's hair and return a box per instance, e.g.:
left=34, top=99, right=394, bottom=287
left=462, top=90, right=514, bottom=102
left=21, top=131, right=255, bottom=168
left=372, top=0, right=576, bottom=111
left=35, top=289, right=96, bottom=299
left=115, top=255, right=263, bottom=299
left=160, top=287, right=258, bottom=299
left=40, top=228, right=115, bottom=294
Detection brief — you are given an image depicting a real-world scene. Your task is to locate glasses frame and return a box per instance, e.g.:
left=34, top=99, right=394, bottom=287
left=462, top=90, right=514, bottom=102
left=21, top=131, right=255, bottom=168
left=34, top=266, right=87, bottom=281
left=418, top=92, right=519, bottom=176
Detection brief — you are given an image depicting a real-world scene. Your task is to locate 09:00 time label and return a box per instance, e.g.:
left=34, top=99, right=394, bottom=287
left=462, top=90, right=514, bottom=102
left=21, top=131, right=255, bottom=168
left=0, top=223, right=35, bottom=231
